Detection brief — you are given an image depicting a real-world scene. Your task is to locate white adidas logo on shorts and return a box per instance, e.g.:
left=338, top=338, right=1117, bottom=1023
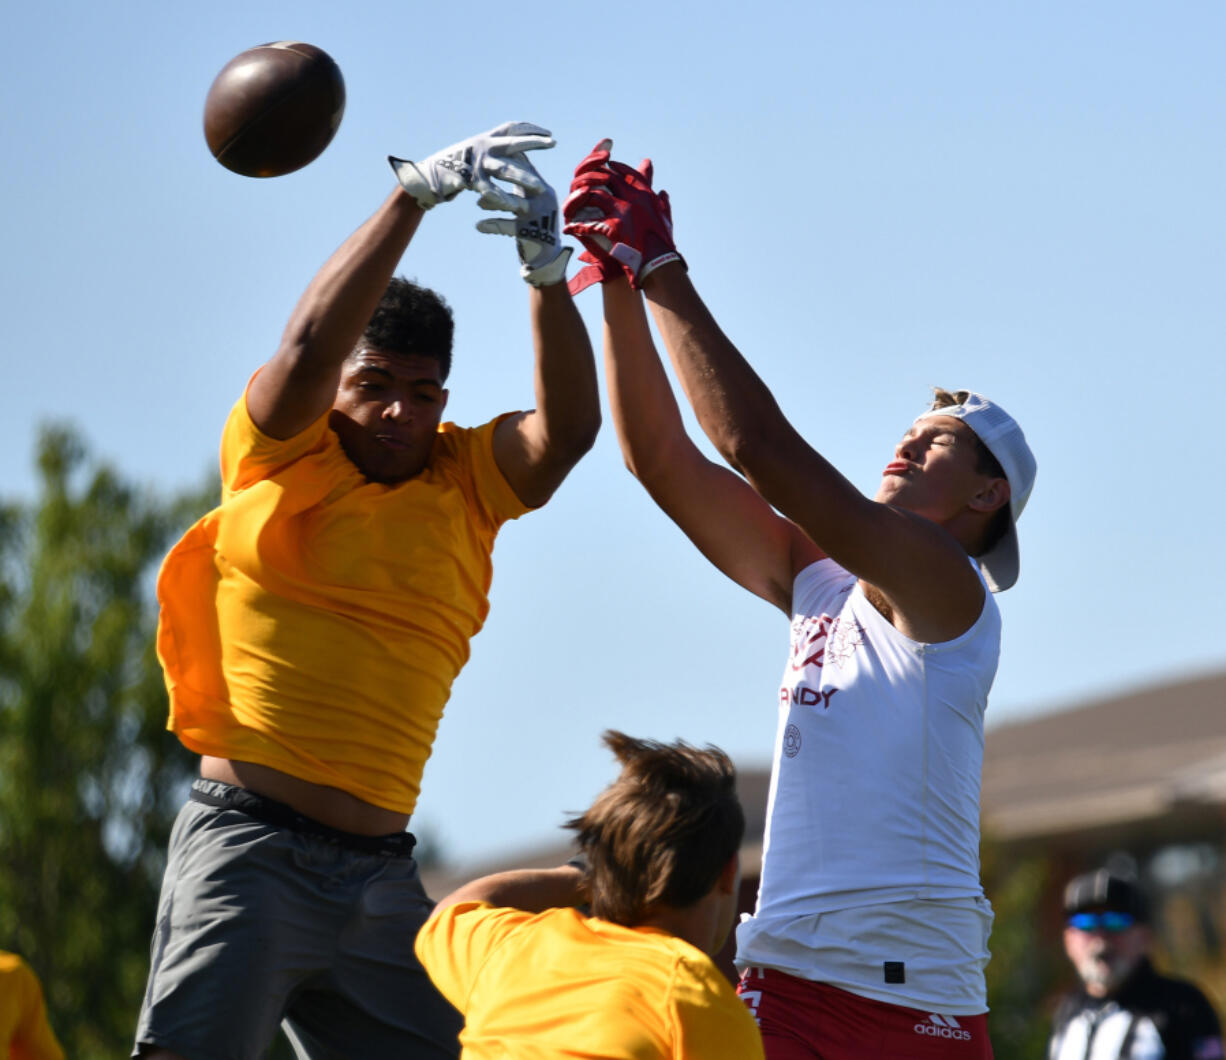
left=913, top=1013, right=973, bottom=1041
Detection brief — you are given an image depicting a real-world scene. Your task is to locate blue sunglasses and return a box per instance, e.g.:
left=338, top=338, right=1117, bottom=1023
left=1067, top=911, right=1136, bottom=933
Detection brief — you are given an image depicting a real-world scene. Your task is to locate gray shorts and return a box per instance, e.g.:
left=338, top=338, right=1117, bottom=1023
left=134, top=779, right=461, bottom=1060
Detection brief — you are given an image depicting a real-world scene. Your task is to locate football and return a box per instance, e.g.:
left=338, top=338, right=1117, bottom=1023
left=203, top=41, right=345, bottom=178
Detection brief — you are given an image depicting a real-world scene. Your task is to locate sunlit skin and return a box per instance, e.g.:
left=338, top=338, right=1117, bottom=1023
left=637, top=854, right=743, bottom=957
left=874, top=415, right=1007, bottom=525
left=328, top=349, right=449, bottom=484
left=1063, top=917, right=1152, bottom=998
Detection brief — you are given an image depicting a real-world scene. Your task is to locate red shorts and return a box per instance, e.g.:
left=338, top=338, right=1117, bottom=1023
left=737, top=967, right=993, bottom=1060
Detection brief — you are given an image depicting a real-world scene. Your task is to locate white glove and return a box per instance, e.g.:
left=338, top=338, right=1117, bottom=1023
left=388, top=121, right=555, bottom=211
left=475, top=154, right=572, bottom=287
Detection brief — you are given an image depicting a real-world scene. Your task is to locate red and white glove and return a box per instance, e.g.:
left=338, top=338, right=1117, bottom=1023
left=561, top=138, right=685, bottom=295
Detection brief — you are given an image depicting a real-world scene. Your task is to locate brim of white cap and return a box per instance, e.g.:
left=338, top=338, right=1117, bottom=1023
left=977, top=514, right=1019, bottom=593
left=916, top=392, right=1033, bottom=594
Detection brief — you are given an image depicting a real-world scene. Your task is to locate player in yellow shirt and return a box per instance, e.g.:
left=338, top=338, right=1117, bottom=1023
left=416, top=731, right=765, bottom=1060
left=134, top=123, right=600, bottom=1060
left=0, top=952, right=64, bottom=1060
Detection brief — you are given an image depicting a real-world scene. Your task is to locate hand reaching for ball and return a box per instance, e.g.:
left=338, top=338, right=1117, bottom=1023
left=387, top=122, right=556, bottom=213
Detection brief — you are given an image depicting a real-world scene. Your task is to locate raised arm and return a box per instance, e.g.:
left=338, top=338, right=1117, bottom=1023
left=600, top=277, right=816, bottom=614
left=642, top=263, right=984, bottom=639
left=247, top=189, right=423, bottom=440
left=429, top=864, right=587, bottom=918
left=565, top=140, right=984, bottom=640
left=476, top=157, right=601, bottom=508
left=248, top=122, right=560, bottom=441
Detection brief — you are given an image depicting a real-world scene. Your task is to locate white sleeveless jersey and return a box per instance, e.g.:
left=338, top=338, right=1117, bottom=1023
left=736, top=558, right=1001, bottom=1013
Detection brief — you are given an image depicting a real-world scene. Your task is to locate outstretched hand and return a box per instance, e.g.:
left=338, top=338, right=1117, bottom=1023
left=475, top=153, right=572, bottom=287
left=562, top=138, right=684, bottom=295
left=389, top=121, right=555, bottom=212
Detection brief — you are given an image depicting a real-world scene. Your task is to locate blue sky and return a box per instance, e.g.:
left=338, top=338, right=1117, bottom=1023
left=3, top=2, right=1223, bottom=867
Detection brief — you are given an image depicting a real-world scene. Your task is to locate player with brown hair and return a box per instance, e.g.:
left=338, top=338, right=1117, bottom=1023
left=415, top=730, right=764, bottom=1058
left=563, top=141, right=1036, bottom=1057
left=134, top=122, right=600, bottom=1060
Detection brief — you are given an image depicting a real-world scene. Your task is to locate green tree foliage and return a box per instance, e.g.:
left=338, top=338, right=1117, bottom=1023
left=0, top=425, right=215, bottom=1058
left=982, top=839, right=1061, bottom=1058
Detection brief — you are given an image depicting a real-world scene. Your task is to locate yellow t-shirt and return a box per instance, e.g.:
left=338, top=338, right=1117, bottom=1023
left=0, top=953, right=65, bottom=1060
left=416, top=903, right=765, bottom=1059
left=156, top=389, right=529, bottom=814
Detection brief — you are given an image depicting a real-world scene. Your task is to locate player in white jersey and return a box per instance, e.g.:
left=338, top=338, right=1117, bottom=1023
left=562, top=140, right=1037, bottom=1058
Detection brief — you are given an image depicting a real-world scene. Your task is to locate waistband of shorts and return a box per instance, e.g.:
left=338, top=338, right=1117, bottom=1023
left=190, top=778, right=417, bottom=858
left=738, top=966, right=988, bottom=1020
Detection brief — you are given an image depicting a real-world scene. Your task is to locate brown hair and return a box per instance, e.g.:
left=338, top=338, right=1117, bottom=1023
left=566, top=731, right=744, bottom=927
left=931, top=388, right=1010, bottom=556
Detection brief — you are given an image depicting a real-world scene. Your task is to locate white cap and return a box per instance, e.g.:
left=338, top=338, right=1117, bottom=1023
left=915, top=392, right=1036, bottom=593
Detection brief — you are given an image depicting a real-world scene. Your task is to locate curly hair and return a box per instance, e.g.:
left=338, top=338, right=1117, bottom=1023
left=566, top=731, right=744, bottom=927
left=358, top=276, right=454, bottom=381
